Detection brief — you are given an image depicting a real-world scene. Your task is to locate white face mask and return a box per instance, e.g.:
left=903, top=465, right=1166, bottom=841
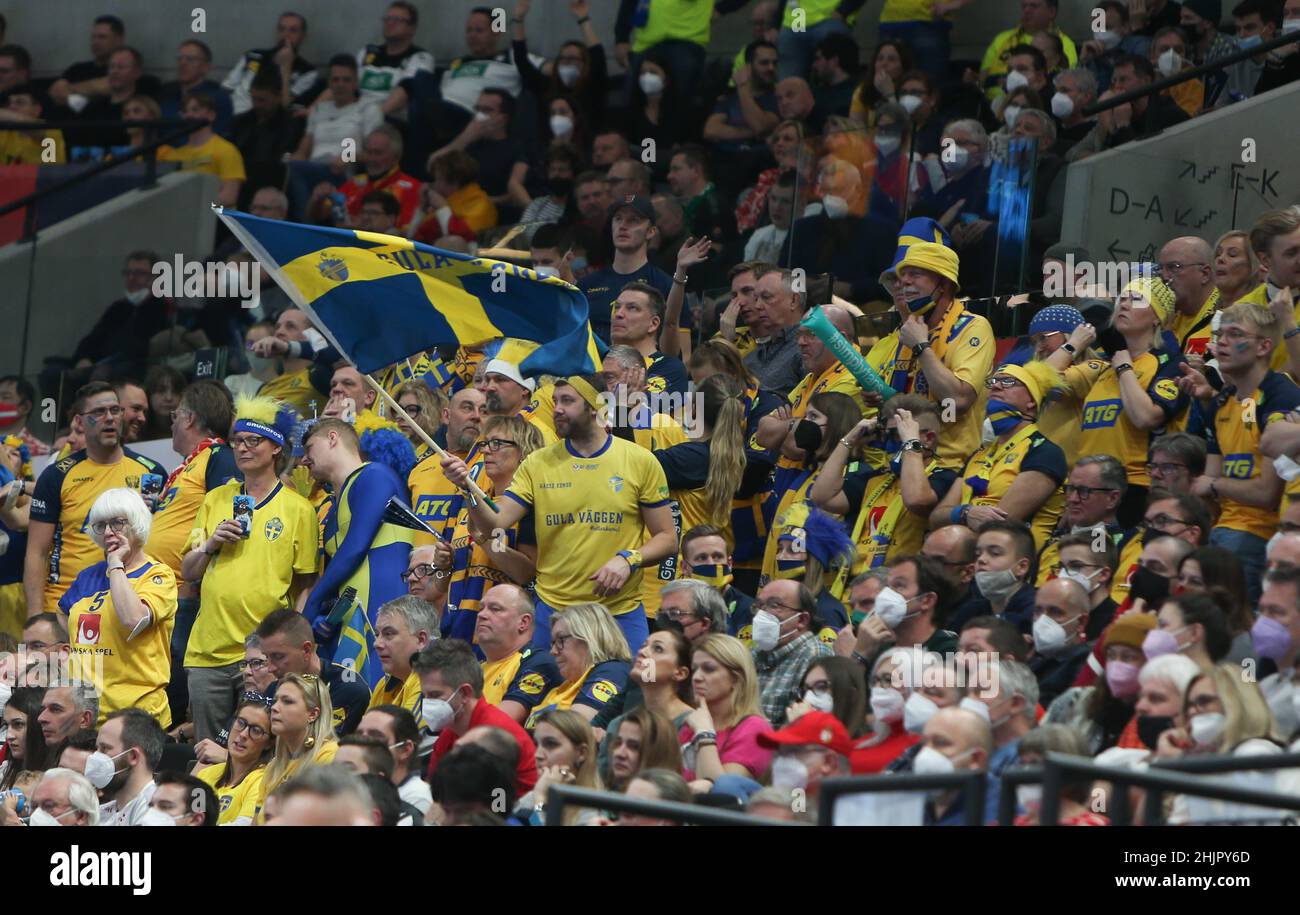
left=770, top=754, right=810, bottom=789
left=975, top=568, right=1022, bottom=603
left=873, top=586, right=917, bottom=629
left=898, top=93, right=923, bottom=115
left=421, top=694, right=458, bottom=732
left=1096, top=29, right=1122, bottom=50
left=805, top=689, right=835, bottom=713
left=821, top=194, right=850, bottom=220
left=1005, top=70, right=1030, bottom=92
left=871, top=687, right=905, bottom=723
left=84, top=748, right=129, bottom=790
left=1003, top=104, right=1022, bottom=128
left=945, top=144, right=971, bottom=173
left=959, top=696, right=991, bottom=723
left=639, top=71, right=665, bottom=96
left=557, top=63, right=581, bottom=87
left=875, top=134, right=901, bottom=156
left=751, top=610, right=785, bottom=651
left=913, top=744, right=959, bottom=775
left=29, top=807, right=77, bottom=827
left=1284, top=18, right=1300, bottom=34
left=549, top=114, right=574, bottom=137
left=1032, top=612, right=1079, bottom=657
left=1058, top=566, right=1100, bottom=594
left=473, top=110, right=491, bottom=123
left=904, top=692, right=939, bottom=734
left=124, top=287, right=151, bottom=305
left=1016, top=783, right=1043, bottom=810
left=1157, top=48, right=1182, bottom=77
left=534, top=265, right=560, bottom=279
left=1189, top=711, right=1226, bottom=749
left=1273, top=454, right=1300, bottom=482
left=1050, top=91, right=1074, bottom=118
left=247, top=351, right=278, bottom=375
left=139, top=807, right=177, bottom=827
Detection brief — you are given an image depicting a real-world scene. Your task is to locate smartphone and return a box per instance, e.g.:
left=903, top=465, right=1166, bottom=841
left=233, top=494, right=254, bottom=538
left=140, top=473, right=164, bottom=498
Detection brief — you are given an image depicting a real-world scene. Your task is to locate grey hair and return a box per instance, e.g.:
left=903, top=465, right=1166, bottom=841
left=369, top=123, right=404, bottom=158
left=944, top=118, right=988, bottom=150
left=1055, top=67, right=1097, bottom=99
left=659, top=579, right=728, bottom=635
left=603, top=344, right=646, bottom=373
left=377, top=594, right=440, bottom=639
left=244, top=633, right=263, bottom=651
left=984, top=659, right=1039, bottom=722
left=279, top=763, right=374, bottom=814
left=251, top=186, right=289, bottom=214
left=848, top=568, right=888, bottom=590
left=1073, top=453, right=1128, bottom=495
left=1016, top=108, right=1057, bottom=145
left=1138, top=654, right=1201, bottom=693
left=745, top=785, right=811, bottom=820
left=38, top=768, right=101, bottom=825
left=87, top=487, right=152, bottom=547
left=1149, top=432, right=1207, bottom=476
left=49, top=676, right=101, bottom=724
left=872, top=645, right=941, bottom=693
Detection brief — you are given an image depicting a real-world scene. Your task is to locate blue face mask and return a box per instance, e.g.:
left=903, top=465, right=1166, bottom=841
left=889, top=452, right=904, bottom=476
left=1238, top=33, right=1264, bottom=50
left=571, top=256, right=589, bottom=273
left=985, top=398, right=1025, bottom=436
left=906, top=292, right=936, bottom=316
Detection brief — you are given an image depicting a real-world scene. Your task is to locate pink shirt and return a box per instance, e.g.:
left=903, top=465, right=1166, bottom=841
left=680, top=715, right=774, bottom=781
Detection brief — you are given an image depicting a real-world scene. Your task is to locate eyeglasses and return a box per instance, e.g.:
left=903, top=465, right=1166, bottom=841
left=1143, top=513, right=1190, bottom=530
left=483, top=438, right=519, bottom=453
left=231, top=716, right=269, bottom=740
left=660, top=609, right=700, bottom=623
left=1158, top=261, right=1207, bottom=273
left=382, top=14, right=412, bottom=23
left=1064, top=484, right=1117, bottom=499
left=984, top=376, right=1023, bottom=390
left=81, top=405, right=123, bottom=419
left=924, top=555, right=970, bottom=569
left=239, top=660, right=270, bottom=673
left=230, top=435, right=267, bottom=450
left=90, top=518, right=129, bottom=535
left=552, top=633, right=580, bottom=651
left=1050, top=561, right=1101, bottom=575
left=168, top=408, right=191, bottom=423
left=399, top=403, right=422, bottom=416
left=400, top=563, right=436, bottom=583
left=753, top=599, right=801, bottom=616
left=1146, top=461, right=1189, bottom=476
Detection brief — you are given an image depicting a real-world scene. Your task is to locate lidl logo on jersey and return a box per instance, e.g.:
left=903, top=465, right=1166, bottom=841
left=1082, top=399, right=1122, bottom=429
left=589, top=680, right=619, bottom=704
left=1222, top=453, right=1256, bottom=479
left=77, top=612, right=101, bottom=646
left=518, top=673, right=546, bottom=695
left=608, top=475, right=624, bottom=493
left=264, top=517, right=284, bottom=541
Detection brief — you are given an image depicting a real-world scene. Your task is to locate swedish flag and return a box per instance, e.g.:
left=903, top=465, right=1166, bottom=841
left=216, top=208, right=603, bottom=378
left=332, top=602, right=384, bottom=690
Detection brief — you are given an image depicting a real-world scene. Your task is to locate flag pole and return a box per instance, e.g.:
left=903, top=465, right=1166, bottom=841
left=362, top=373, right=499, bottom=512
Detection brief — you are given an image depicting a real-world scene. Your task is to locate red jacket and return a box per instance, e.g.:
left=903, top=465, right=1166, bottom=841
left=426, top=698, right=538, bottom=795
left=849, top=721, right=919, bottom=774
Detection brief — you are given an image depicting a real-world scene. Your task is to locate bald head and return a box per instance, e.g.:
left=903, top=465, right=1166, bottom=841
left=483, top=582, right=533, bottom=616
left=776, top=78, right=815, bottom=120
left=923, top=525, right=978, bottom=584
left=1037, top=577, right=1089, bottom=615
left=406, top=545, right=443, bottom=601
left=924, top=707, right=993, bottom=770
left=1159, top=236, right=1214, bottom=310
left=796, top=304, right=855, bottom=376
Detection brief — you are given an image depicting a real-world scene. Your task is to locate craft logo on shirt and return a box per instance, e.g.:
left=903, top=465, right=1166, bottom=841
left=318, top=254, right=349, bottom=282
left=77, top=612, right=102, bottom=646
left=264, top=517, right=284, bottom=541
left=589, top=680, right=619, bottom=704
left=518, top=673, right=546, bottom=695
left=608, top=475, right=625, bottom=493
left=571, top=462, right=597, bottom=471
left=124, top=475, right=141, bottom=490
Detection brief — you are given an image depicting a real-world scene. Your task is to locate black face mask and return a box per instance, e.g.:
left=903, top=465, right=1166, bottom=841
left=1129, top=565, right=1171, bottom=607
left=1136, top=714, right=1174, bottom=750
left=793, top=419, right=823, bottom=455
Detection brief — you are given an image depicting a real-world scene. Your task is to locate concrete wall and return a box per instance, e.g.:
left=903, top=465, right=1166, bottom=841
left=2, top=170, right=219, bottom=378
left=11, top=0, right=1098, bottom=82
left=1059, top=80, right=1300, bottom=265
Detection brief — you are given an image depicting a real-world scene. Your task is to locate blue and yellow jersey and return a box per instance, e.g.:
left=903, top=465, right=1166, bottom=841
left=482, top=646, right=562, bottom=713
left=979, top=25, right=1078, bottom=96
left=521, top=382, right=558, bottom=441
left=1202, top=371, right=1300, bottom=539
left=777, top=363, right=871, bottom=472
left=30, top=447, right=164, bottom=613
left=840, top=459, right=957, bottom=576
left=629, top=413, right=688, bottom=617
left=1035, top=523, right=1137, bottom=587
left=759, top=466, right=819, bottom=586
left=1037, top=357, right=1107, bottom=467
left=733, top=389, right=781, bottom=566
left=444, top=477, right=530, bottom=633
left=60, top=557, right=177, bottom=725
left=369, top=669, right=426, bottom=729
left=525, top=659, right=631, bottom=730
left=1076, top=348, right=1187, bottom=487
left=958, top=423, right=1067, bottom=550
left=258, top=367, right=329, bottom=418
left=506, top=436, right=670, bottom=617
left=146, top=444, right=240, bottom=574
left=196, top=763, right=266, bottom=826
left=316, top=462, right=414, bottom=630
left=1169, top=290, right=1220, bottom=361
left=1109, top=533, right=1149, bottom=605
left=185, top=480, right=318, bottom=668
left=407, top=442, right=485, bottom=546
left=1238, top=283, right=1300, bottom=373
left=645, top=350, right=689, bottom=401
left=866, top=305, right=995, bottom=470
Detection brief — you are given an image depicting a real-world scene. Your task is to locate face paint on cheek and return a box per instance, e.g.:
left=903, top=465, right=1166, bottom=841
left=1234, top=342, right=1252, bottom=354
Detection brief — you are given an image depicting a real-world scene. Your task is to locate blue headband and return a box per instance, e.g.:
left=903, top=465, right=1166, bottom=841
left=233, top=418, right=286, bottom=446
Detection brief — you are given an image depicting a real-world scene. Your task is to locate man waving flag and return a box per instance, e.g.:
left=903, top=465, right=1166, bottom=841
left=215, top=207, right=603, bottom=379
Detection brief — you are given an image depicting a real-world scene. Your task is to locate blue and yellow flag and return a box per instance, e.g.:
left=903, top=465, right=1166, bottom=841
left=216, top=208, right=603, bottom=378
left=332, top=603, right=384, bottom=690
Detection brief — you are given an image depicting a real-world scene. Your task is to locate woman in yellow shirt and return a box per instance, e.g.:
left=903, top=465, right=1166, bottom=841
left=258, top=672, right=339, bottom=814
left=195, top=696, right=272, bottom=825
left=527, top=603, right=632, bottom=730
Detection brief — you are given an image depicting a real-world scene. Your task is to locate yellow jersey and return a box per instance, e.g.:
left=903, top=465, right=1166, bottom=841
left=839, top=458, right=958, bottom=577
left=482, top=646, right=563, bottom=713
left=1168, top=290, right=1220, bottom=361
left=184, top=480, right=318, bottom=668
left=196, top=763, right=266, bottom=825
left=1076, top=349, right=1187, bottom=487
left=521, top=383, right=559, bottom=440
left=30, top=447, right=165, bottom=613
left=1109, top=533, right=1149, bottom=605
left=1202, top=371, right=1300, bottom=539
left=506, top=435, right=671, bottom=617
left=957, top=423, right=1068, bottom=549
left=257, top=740, right=339, bottom=818
left=631, top=412, right=688, bottom=617
left=1034, top=524, right=1138, bottom=587
left=369, top=669, right=425, bottom=728
left=60, top=557, right=177, bottom=726
left=157, top=134, right=247, bottom=181
left=525, top=660, right=631, bottom=729
left=146, top=443, right=240, bottom=574
left=258, top=367, right=329, bottom=418
left=407, top=443, right=485, bottom=546
left=866, top=304, right=995, bottom=470
left=980, top=26, right=1079, bottom=96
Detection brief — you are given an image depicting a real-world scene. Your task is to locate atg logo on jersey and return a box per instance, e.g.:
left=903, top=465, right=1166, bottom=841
left=1222, top=454, right=1256, bottom=479
left=264, top=517, right=284, bottom=541
left=608, top=475, right=624, bottom=493
left=414, top=495, right=454, bottom=520
left=1082, top=399, right=1122, bottom=429
left=77, top=612, right=101, bottom=646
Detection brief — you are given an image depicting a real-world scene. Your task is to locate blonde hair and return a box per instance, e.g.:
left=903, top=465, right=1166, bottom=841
left=554, top=602, right=632, bottom=664
left=1187, top=663, right=1281, bottom=751
left=1214, top=229, right=1261, bottom=297
left=264, top=673, right=338, bottom=792
left=700, top=376, right=746, bottom=526
left=481, top=414, right=545, bottom=462
left=692, top=633, right=761, bottom=729
left=1218, top=300, right=1280, bottom=348
left=532, top=708, right=601, bottom=825
left=393, top=381, right=444, bottom=441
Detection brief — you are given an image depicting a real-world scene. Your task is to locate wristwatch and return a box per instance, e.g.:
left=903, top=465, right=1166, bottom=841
left=912, top=340, right=932, bottom=355
left=616, top=549, right=643, bottom=570
left=901, top=439, right=924, bottom=453
left=1114, top=362, right=1134, bottom=376
left=1061, top=342, right=1078, bottom=354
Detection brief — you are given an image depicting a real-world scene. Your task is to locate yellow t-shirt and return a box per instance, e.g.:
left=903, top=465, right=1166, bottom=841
left=146, top=443, right=240, bottom=574
left=632, top=412, right=688, bottom=618
left=881, top=0, right=937, bottom=21
left=258, top=368, right=329, bottom=418
left=866, top=305, right=995, bottom=470
left=632, top=0, right=712, bottom=52
left=0, top=128, right=66, bottom=164
left=196, top=763, right=267, bottom=825
left=368, top=669, right=425, bottom=728
left=1168, top=290, right=1220, bottom=361
left=506, top=436, right=671, bottom=616
left=957, top=423, right=1067, bottom=550
left=30, top=447, right=165, bottom=613
left=60, top=557, right=177, bottom=726
left=158, top=134, right=247, bottom=181
left=184, top=480, right=318, bottom=668
left=980, top=26, right=1079, bottom=96
left=1076, top=349, right=1187, bottom=487
left=1038, top=357, right=1107, bottom=467
left=407, top=444, right=485, bottom=546
left=257, top=740, right=340, bottom=818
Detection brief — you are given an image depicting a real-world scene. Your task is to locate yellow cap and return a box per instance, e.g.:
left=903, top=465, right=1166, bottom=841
left=1119, top=276, right=1176, bottom=326
left=894, top=242, right=960, bottom=290
left=999, top=360, right=1063, bottom=408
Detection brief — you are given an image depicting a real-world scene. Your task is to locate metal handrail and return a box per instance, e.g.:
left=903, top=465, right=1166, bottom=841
left=545, top=784, right=798, bottom=826
left=816, top=770, right=987, bottom=826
